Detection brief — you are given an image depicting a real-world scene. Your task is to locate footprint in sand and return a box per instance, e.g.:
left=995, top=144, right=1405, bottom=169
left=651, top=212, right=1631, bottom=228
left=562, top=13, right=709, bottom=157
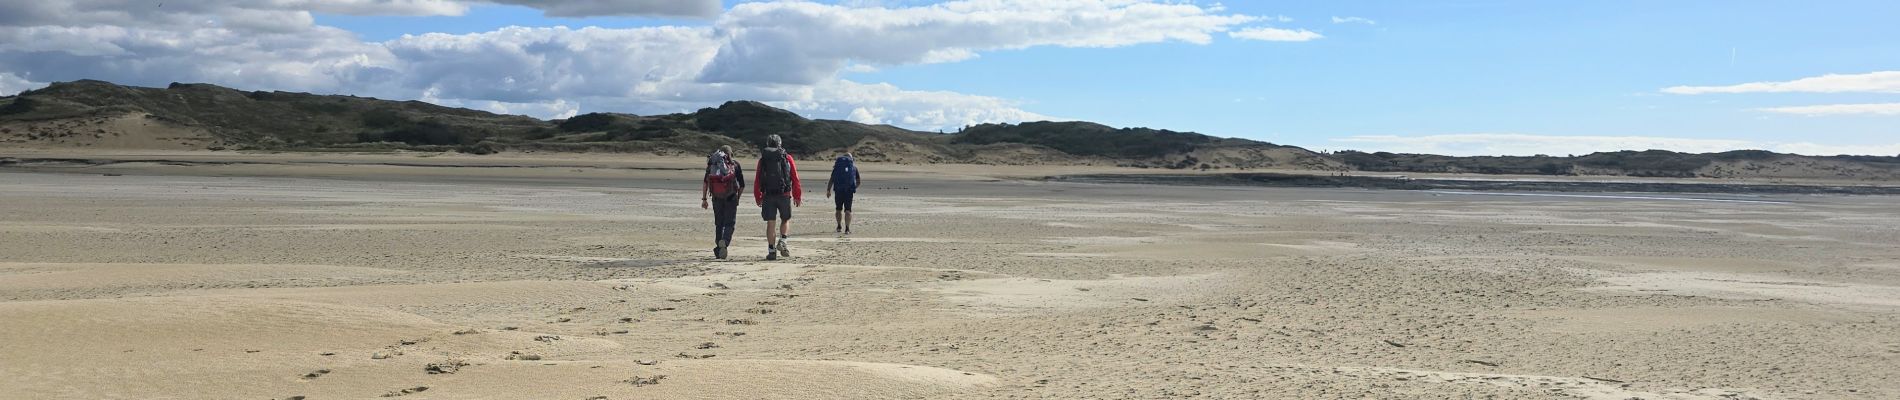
left=623, top=375, right=666, bottom=387
left=380, top=386, right=428, bottom=397
left=300, top=369, right=331, bottom=380
left=424, top=359, right=468, bottom=374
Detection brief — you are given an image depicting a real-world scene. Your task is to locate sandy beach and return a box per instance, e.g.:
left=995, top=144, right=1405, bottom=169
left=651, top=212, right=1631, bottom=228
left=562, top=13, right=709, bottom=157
left=2, top=151, right=1897, bottom=399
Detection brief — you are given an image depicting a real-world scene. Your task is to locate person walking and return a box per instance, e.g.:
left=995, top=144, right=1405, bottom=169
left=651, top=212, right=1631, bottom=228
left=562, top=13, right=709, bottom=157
left=826, top=151, right=860, bottom=234
left=701, top=145, right=745, bottom=259
left=753, top=134, right=802, bottom=261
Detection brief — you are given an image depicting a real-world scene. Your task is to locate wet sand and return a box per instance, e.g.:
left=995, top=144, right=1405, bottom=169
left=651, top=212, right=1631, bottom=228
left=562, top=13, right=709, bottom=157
left=2, top=152, right=1897, bottom=399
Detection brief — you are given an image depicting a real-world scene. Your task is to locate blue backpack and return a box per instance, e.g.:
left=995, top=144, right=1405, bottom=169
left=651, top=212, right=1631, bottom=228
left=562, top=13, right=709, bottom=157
left=831, top=156, right=858, bottom=193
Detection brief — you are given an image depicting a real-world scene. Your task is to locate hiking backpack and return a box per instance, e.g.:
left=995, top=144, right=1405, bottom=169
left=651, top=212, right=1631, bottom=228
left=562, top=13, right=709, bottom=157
left=758, top=147, right=793, bottom=195
left=831, top=156, right=858, bottom=193
left=705, top=151, right=740, bottom=197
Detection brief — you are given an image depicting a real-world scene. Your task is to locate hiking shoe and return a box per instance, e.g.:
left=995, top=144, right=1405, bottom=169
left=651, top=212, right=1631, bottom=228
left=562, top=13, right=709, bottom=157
left=776, top=238, right=790, bottom=257
left=714, top=246, right=727, bottom=260
left=765, top=248, right=777, bottom=261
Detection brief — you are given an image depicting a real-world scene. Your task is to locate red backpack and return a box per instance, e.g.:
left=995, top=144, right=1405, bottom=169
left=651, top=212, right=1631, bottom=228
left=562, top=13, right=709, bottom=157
left=706, top=151, right=740, bottom=197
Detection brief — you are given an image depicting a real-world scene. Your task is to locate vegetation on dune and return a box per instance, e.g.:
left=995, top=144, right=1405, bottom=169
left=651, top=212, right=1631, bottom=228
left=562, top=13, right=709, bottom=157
left=1, top=81, right=1315, bottom=169
left=9, top=80, right=1893, bottom=179
left=1, top=80, right=545, bottom=148
left=952, top=121, right=1227, bottom=159
left=1332, top=151, right=1578, bottom=175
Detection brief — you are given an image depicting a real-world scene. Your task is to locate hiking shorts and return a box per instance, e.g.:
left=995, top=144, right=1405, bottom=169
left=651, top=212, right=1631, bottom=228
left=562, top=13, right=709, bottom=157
left=760, top=195, right=793, bottom=221
left=834, top=191, right=854, bottom=212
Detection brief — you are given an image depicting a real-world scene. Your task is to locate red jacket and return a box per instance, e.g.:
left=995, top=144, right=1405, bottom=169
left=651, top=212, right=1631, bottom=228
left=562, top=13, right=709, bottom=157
left=754, top=152, right=802, bottom=203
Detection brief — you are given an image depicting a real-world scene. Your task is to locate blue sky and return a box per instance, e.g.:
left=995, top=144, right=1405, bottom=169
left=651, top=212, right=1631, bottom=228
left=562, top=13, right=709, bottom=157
left=4, top=0, right=1897, bottom=155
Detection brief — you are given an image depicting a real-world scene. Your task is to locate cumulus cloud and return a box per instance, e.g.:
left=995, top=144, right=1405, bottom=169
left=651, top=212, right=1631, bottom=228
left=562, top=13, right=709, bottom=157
left=0, top=72, right=46, bottom=96
left=1330, top=16, right=1376, bottom=25
left=697, top=0, right=1260, bottom=84
left=0, top=23, right=399, bottom=95
left=776, top=80, right=1061, bottom=130
left=1230, top=27, right=1323, bottom=42
left=1757, top=103, right=1900, bottom=116
left=1769, top=142, right=1900, bottom=157
left=385, top=26, right=720, bottom=103
left=484, top=0, right=721, bottom=18
left=1662, top=71, right=1900, bottom=94
left=422, top=89, right=584, bottom=120
left=1330, top=133, right=1900, bottom=157
left=0, top=0, right=1303, bottom=128
left=0, top=0, right=721, bottom=25
left=0, top=1, right=464, bottom=29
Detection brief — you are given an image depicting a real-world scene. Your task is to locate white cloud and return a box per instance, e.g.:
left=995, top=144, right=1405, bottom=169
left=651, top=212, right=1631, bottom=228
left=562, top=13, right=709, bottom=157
left=1662, top=71, right=1900, bottom=94
left=0, top=72, right=47, bottom=96
left=0, top=0, right=1303, bottom=132
left=1331, top=133, right=1900, bottom=157
left=1330, top=16, right=1376, bottom=25
left=1756, top=103, right=1900, bottom=116
left=0, top=1, right=466, bottom=30
left=776, top=80, right=1061, bottom=131
left=845, top=107, right=882, bottom=125
left=384, top=26, right=720, bottom=103
left=1769, top=142, right=1900, bottom=157
left=0, top=23, right=400, bottom=95
left=1230, top=27, right=1322, bottom=42
left=481, top=0, right=722, bottom=18
left=0, top=0, right=722, bottom=25
left=420, top=88, right=583, bottom=120
left=698, top=0, right=1260, bottom=84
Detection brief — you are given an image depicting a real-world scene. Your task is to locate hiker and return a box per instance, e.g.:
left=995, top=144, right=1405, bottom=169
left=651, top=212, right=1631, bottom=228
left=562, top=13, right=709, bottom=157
left=826, top=151, right=861, bottom=234
left=754, top=134, right=802, bottom=260
left=702, top=145, right=745, bottom=259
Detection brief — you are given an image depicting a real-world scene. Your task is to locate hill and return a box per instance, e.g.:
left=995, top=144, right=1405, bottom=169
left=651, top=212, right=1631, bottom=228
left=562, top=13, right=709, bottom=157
left=0, top=80, right=1338, bottom=170
left=3, top=80, right=1895, bottom=181
left=1334, top=149, right=1900, bottom=181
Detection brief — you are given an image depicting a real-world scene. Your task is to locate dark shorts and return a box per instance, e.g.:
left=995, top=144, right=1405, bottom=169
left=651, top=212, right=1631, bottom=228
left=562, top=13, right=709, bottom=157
left=834, top=191, right=854, bottom=212
left=760, top=195, right=792, bottom=221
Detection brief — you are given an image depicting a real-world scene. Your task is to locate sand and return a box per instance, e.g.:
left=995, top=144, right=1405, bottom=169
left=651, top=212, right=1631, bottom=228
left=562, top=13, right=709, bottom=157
left=2, top=150, right=1897, bottom=399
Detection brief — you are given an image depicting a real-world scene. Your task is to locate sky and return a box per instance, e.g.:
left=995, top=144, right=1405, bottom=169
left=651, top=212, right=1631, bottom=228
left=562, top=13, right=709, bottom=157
left=1, top=0, right=1896, bottom=156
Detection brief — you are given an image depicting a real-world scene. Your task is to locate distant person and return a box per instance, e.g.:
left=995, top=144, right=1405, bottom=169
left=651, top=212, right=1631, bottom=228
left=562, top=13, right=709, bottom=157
left=826, top=151, right=861, bottom=234
left=754, top=134, right=802, bottom=260
left=701, top=145, right=745, bottom=259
